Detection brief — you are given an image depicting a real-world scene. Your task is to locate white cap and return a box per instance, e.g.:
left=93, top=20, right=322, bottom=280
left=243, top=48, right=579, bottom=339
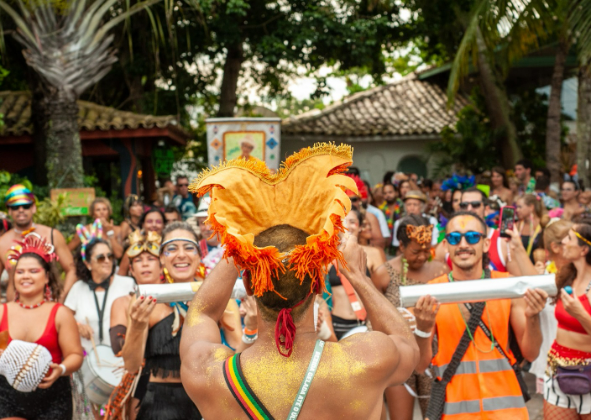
left=195, top=196, right=211, bottom=218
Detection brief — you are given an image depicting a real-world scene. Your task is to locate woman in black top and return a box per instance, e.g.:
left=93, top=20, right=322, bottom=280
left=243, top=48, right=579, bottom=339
left=110, top=223, right=202, bottom=420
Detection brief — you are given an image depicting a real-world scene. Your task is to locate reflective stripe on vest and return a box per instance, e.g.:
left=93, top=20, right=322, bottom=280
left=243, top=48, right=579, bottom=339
left=444, top=396, right=526, bottom=415
left=434, top=358, right=513, bottom=377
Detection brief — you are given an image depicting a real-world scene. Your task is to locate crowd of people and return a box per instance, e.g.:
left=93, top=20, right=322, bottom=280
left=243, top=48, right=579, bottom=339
left=0, top=148, right=591, bottom=420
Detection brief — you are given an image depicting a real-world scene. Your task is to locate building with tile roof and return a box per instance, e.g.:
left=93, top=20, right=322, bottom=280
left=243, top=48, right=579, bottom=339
left=281, top=73, right=469, bottom=184
left=0, top=91, right=190, bottom=201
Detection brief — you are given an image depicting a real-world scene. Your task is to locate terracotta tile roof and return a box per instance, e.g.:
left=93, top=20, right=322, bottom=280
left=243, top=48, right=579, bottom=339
left=282, top=74, right=470, bottom=138
left=0, top=91, right=189, bottom=138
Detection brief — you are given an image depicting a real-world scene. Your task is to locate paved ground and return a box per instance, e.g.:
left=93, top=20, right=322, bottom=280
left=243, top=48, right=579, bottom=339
left=411, top=372, right=543, bottom=420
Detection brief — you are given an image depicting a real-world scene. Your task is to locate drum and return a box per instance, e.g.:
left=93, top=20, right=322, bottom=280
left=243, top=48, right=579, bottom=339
left=81, top=345, right=124, bottom=405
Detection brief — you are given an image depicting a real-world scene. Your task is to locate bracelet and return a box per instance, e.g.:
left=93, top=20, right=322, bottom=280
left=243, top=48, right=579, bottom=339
left=59, top=364, right=67, bottom=376
left=106, top=230, right=115, bottom=237
left=413, top=328, right=432, bottom=338
left=244, top=327, right=258, bottom=336
left=242, top=334, right=258, bottom=344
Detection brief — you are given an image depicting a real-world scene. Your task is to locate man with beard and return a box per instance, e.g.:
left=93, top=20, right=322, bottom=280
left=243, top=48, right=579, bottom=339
left=414, top=211, right=546, bottom=419
left=0, top=184, right=77, bottom=300
left=379, top=183, right=403, bottom=233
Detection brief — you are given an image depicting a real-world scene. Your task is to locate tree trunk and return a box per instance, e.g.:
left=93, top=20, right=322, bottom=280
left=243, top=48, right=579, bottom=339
left=217, top=42, right=243, bottom=117
left=28, top=72, right=48, bottom=186
left=474, top=27, right=522, bottom=168
left=546, top=40, right=568, bottom=185
left=577, top=64, right=591, bottom=189
left=41, top=88, right=84, bottom=189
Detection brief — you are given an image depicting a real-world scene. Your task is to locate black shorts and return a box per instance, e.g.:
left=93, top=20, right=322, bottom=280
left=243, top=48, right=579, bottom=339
left=137, top=382, right=201, bottom=420
left=332, top=314, right=365, bottom=340
left=0, top=375, right=73, bottom=420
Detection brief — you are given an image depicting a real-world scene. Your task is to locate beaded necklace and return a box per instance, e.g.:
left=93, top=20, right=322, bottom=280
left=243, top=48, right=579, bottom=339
left=448, top=271, right=496, bottom=353
left=16, top=299, right=45, bottom=309
left=401, top=257, right=409, bottom=285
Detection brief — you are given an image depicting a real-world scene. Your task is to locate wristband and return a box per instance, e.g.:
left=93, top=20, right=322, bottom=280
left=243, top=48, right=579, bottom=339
left=106, top=230, right=115, bottom=237
left=59, top=364, right=67, bottom=376
left=242, top=334, right=258, bottom=344
left=244, top=327, right=258, bottom=336
left=413, top=328, right=432, bottom=338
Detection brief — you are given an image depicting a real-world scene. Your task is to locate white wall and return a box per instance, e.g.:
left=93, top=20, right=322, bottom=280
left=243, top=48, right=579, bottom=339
left=281, top=138, right=437, bottom=186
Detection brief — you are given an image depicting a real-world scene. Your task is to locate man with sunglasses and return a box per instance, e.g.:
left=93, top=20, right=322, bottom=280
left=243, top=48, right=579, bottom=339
left=456, top=187, right=536, bottom=276
left=0, top=184, right=77, bottom=301
left=173, top=175, right=197, bottom=221
left=414, top=211, right=547, bottom=419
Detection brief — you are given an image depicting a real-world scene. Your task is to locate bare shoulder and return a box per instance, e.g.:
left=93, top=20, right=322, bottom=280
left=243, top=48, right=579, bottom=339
left=181, top=341, right=234, bottom=393
left=55, top=303, right=76, bottom=324
left=318, top=332, right=400, bottom=384
left=112, top=295, right=131, bottom=313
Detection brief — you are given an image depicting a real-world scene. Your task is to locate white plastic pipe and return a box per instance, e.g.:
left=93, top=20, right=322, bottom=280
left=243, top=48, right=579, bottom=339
left=136, top=279, right=247, bottom=303
left=399, top=274, right=557, bottom=308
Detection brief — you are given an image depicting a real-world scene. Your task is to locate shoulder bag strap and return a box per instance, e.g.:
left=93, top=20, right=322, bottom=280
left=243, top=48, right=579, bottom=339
left=338, top=273, right=367, bottom=321
left=286, top=340, right=326, bottom=420
left=425, top=301, right=486, bottom=420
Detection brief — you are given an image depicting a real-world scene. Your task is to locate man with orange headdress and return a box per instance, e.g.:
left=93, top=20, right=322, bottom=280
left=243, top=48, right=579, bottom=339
left=180, top=144, right=419, bottom=419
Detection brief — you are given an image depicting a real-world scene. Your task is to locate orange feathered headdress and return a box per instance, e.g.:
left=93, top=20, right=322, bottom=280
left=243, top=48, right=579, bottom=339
left=189, top=143, right=357, bottom=298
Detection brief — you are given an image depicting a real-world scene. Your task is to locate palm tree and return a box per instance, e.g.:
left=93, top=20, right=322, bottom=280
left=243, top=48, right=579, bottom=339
left=0, top=0, right=160, bottom=188
left=446, top=0, right=559, bottom=170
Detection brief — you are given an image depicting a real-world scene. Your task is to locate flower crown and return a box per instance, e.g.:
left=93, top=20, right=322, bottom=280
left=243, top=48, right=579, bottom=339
left=7, top=233, right=58, bottom=266
left=76, top=219, right=103, bottom=262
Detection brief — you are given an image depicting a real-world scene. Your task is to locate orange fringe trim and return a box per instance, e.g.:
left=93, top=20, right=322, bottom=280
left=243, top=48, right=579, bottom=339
left=288, top=215, right=347, bottom=294
left=208, top=213, right=287, bottom=299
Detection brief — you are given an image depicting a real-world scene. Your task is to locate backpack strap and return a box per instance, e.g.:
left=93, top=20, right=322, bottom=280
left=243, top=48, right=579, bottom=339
left=425, top=301, right=486, bottom=420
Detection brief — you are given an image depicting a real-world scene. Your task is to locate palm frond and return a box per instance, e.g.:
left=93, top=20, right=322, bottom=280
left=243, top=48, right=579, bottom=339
left=571, top=0, right=591, bottom=63
left=4, top=0, right=161, bottom=97
left=448, top=0, right=562, bottom=104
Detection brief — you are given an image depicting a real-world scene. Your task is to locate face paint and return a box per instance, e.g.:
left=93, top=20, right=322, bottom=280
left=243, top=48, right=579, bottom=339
left=456, top=215, right=471, bottom=230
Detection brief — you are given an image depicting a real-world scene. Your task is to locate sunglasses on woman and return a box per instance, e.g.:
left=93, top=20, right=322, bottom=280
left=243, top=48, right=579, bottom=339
left=94, top=253, right=114, bottom=263
left=445, top=231, right=485, bottom=246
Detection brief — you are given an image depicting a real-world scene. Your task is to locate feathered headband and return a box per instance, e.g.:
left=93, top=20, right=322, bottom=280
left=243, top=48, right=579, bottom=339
left=127, top=230, right=161, bottom=258
left=76, top=219, right=103, bottom=262
left=440, top=174, right=475, bottom=191
left=345, top=174, right=368, bottom=199
left=7, top=233, right=58, bottom=266
left=189, top=143, right=357, bottom=298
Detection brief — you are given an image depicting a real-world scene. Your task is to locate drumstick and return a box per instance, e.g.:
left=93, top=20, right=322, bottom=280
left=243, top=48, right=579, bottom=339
left=85, top=317, right=101, bottom=366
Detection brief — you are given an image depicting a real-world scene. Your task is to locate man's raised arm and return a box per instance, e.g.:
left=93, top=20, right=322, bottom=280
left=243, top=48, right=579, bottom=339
left=179, top=258, right=239, bottom=359
left=338, top=235, right=419, bottom=385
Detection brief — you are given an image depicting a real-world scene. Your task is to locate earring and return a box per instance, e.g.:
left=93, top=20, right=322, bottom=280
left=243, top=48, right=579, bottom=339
left=45, top=284, right=53, bottom=301
left=163, top=267, right=174, bottom=283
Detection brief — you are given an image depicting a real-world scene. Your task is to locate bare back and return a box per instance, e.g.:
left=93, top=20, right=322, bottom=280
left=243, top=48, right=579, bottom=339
left=182, top=331, right=406, bottom=420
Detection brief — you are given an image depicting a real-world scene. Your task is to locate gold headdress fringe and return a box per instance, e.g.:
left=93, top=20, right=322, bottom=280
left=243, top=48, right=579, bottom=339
left=190, top=142, right=357, bottom=297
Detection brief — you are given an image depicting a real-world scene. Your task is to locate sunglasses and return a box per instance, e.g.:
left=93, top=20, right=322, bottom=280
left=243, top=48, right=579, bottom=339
left=459, top=201, right=482, bottom=210
left=178, top=183, right=189, bottom=187
left=445, top=231, right=485, bottom=246
left=9, top=203, right=32, bottom=211
left=350, top=197, right=360, bottom=203
left=94, top=253, right=114, bottom=263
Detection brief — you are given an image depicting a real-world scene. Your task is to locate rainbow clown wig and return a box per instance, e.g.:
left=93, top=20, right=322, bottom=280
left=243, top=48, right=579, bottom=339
left=190, top=143, right=357, bottom=356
